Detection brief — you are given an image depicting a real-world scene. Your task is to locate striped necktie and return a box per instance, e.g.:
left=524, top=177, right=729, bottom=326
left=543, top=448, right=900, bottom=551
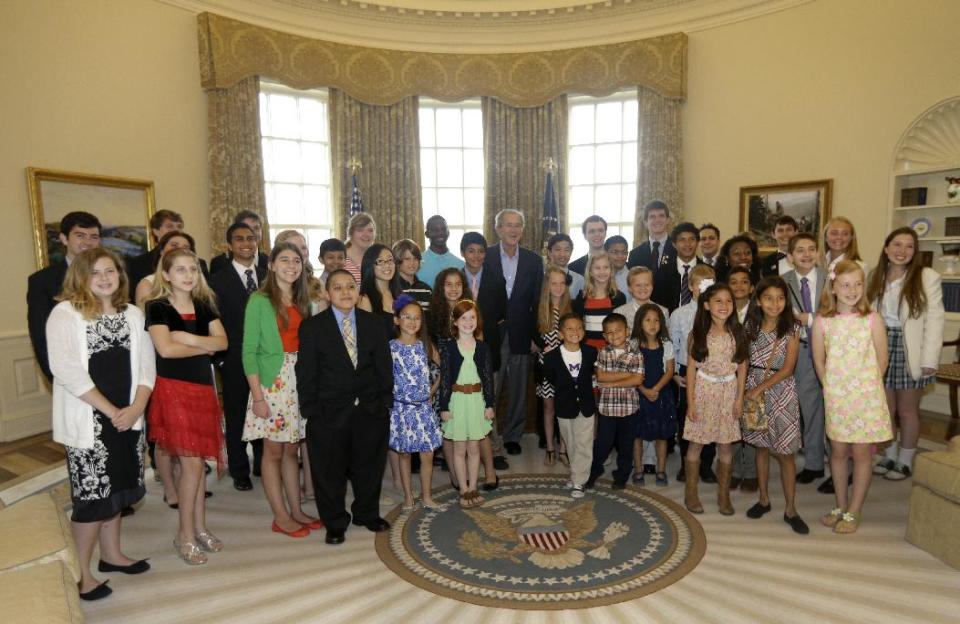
left=680, top=264, right=692, bottom=306
left=342, top=316, right=358, bottom=368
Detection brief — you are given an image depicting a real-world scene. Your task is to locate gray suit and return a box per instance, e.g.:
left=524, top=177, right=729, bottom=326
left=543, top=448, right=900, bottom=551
left=782, top=269, right=828, bottom=471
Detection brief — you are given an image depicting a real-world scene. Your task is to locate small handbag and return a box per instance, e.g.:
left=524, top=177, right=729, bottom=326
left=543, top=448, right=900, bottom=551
left=741, top=337, right=781, bottom=432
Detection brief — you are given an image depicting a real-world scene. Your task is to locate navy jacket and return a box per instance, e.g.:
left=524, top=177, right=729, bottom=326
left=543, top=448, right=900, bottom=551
left=482, top=244, right=543, bottom=355
left=438, top=338, right=496, bottom=411
left=542, top=344, right=598, bottom=419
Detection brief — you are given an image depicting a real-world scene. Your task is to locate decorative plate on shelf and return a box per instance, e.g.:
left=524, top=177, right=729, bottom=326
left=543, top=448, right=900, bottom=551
left=910, top=217, right=932, bottom=238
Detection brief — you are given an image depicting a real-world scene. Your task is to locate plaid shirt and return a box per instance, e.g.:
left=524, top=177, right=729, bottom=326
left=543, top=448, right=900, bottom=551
left=596, top=340, right=644, bottom=417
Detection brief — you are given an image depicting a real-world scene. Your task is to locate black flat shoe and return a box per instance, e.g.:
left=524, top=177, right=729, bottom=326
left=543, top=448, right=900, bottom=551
left=205, top=491, right=213, bottom=499
left=79, top=581, right=112, bottom=601
left=493, top=456, right=510, bottom=471
left=482, top=475, right=500, bottom=492
left=796, top=468, right=825, bottom=484
left=98, top=559, right=150, bottom=575
left=163, top=496, right=179, bottom=510
left=325, top=528, right=346, bottom=545
left=784, top=513, right=810, bottom=535
left=505, top=442, right=522, bottom=456
left=746, top=502, right=772, bottom=519
left=817, top=477, right=835, bottom=494
left=352, top=517, right=391, bottom=532
left=233, top=476, right=253, bottom=491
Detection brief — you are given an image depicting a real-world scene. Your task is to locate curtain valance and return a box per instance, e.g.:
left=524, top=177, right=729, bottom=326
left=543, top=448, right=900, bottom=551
left=197, top=12, right=686, bottom=106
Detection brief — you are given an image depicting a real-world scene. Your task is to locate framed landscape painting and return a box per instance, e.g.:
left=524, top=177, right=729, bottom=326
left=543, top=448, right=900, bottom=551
left=27, top=167, right=156, bottom=269
left=739, top=179, right=833, bottom=252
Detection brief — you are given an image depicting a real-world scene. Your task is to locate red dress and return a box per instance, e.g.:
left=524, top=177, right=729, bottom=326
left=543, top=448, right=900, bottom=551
left=146, top=299, right=226, bottom=474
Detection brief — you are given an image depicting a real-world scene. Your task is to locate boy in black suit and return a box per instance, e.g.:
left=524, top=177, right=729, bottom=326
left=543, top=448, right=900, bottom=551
left=209, top=222, right=265, bottom=491
left=542, top=314, right=597, bottom=498
left=652, top=222, right=703, bottom=313
left=761, top=215, right=798, bottom=277
left=27, top=211, right=101, bottom=382
left=209, top=210, right=269, bottom=276
left=627, top=200, right=674, bottom=272
left=297, top=269, right=394, bottom=545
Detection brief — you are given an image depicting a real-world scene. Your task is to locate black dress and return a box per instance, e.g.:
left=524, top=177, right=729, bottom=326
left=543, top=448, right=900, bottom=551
left=66, top=313, right=146, bottom=523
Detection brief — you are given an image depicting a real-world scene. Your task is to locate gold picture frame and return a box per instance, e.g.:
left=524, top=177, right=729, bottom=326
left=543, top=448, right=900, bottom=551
left=739, top=179, right=833, bottom=253
left=27, top=167, right=156, bottom=269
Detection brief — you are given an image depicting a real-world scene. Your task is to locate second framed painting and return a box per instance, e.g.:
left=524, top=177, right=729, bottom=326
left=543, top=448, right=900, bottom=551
left=739, top=179, right=833, bottom=252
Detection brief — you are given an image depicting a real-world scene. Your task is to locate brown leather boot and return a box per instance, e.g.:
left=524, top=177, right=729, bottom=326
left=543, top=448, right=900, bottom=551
left=717, top=462, right=735, bottom=515
left=684, top=459, right=703, bottom=514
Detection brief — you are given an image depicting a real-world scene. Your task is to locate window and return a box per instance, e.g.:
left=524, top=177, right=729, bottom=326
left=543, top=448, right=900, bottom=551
left=258, top=81, right=334, bottom=266
left=419, top=98, right=484, bottom=256
left=566, top=91, right=638, bottom=260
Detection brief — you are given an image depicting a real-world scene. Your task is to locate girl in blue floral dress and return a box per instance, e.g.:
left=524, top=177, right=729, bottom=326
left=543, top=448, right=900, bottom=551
left=390, top=295, right=444, bottom=511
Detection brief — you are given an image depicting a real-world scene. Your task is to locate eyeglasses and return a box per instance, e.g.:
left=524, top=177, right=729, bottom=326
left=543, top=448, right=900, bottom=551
left=375, top=258, right=395, bottom=266
left=399, top=314, right=421, bottom=321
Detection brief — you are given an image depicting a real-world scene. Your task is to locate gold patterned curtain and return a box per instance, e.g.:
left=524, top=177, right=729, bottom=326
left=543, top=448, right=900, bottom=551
left=329, top=89, right=423, bottom=248
left=207, top=76, right=268, bottom=254
left=482, top=96, right=567, bottom=253
left=633, top=85, right=683, bottom=244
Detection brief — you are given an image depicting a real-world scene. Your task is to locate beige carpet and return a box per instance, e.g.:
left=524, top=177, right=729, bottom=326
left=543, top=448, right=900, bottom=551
left=81, top=438, right=960, bottom=623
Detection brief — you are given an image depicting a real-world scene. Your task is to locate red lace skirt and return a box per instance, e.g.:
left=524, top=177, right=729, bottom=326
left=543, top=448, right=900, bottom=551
left=148, top=376, right=226, bottom=475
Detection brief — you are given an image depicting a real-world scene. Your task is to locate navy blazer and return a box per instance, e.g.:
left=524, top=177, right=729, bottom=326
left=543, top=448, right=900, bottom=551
left=209, top=263, right=267, bottom=356
left=628, top=238, right=675, bottom=273
left=761, top=251, right=785, bottom=277
left=296, top=308, right=394, bottom=421
left=542, top=344, right=598, bottom=419
left=26, top=260, right=68, bottom=382
left=472, top=269, right=508, bottom=372
left=482, top=244, right=543, bottom=355
left=438, top=338, right=496, bottom=411
left=653, top=256, right=705, bottom=313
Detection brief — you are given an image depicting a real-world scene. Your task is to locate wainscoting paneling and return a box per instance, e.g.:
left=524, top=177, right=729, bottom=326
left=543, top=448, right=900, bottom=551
left=0, top=333, right=51, bottom=442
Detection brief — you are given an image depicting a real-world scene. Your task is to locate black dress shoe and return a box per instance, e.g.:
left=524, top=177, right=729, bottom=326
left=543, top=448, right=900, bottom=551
left=746, top=502, right=772, bottom=519
left=817, top=476, right=834, bottom=494
left=79, top=581, right=112, bottom=601
left=98, top=559, right=150, bottom=574
left=796, top=468, right=825, bottom=484
left=700, top=467, right=718, bottom=484
left=493, top=456, right=510, bottom=470
left=205, top=491, right=213, bottom=499
left=120, top=506, right=135, bottom=517
left=505, top=442, right=522, bottom=456
left=611, top=481, right=626, bottom=490
left=352, top=517, right=391, bottom=532
left=252, top=468, right=262, bottom=478
left=482, top=475, right=500, bottom=492
left=325, top=528, right=346, bottom=545
left=584, top=475, right=598, bottom=490
left=784, top=513, right=810, bottom=535
left=233, top=476, right=253, bottom=491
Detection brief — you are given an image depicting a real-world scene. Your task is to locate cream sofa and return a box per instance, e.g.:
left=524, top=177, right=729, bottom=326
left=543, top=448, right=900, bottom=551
left=0, top=491, right=83, bottom=622
left=907, top=435, right=960, bottom=570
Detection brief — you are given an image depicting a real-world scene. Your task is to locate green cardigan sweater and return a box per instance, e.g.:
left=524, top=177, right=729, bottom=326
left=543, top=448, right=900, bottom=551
left=242, top=293, right=291, bottom=388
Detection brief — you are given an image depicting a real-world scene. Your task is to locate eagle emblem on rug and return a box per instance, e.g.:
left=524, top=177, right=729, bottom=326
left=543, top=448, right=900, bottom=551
left=458, top=500, right=630, bottom=570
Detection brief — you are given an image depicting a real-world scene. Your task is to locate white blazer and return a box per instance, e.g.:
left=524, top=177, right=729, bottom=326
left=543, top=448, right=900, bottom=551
left=881, top=268, right=944, bottom=379
left=46, top=301, right=156, bottom=449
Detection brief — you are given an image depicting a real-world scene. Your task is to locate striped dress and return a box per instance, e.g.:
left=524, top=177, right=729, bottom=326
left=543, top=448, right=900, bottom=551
left=536, top=308, right=562, bottom=399
left=742, top=327, right=801, bottom=454
left=573, top=291, right=627, bottom=351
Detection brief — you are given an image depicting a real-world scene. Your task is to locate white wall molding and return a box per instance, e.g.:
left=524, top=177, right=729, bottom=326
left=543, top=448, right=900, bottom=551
left=0, top=332, right=51, bottom=442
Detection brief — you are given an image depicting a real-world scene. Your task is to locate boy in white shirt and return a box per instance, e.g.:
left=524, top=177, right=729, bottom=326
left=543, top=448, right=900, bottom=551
left=616, top=267, right=669, bottom=334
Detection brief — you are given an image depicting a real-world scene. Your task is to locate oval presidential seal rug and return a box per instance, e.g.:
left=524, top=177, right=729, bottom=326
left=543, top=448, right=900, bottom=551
left=375, top=474, right=706, bottom=609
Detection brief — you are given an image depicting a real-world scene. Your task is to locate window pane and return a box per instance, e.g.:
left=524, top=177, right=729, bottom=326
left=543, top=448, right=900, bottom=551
left=259, top=95, right=271, bottom=137
left=268, top=94, right=299, bottom=139
left=621, top=184, right=636, bottom=223
left=568, top=146, right=594, bottom=185
left=594, top=184, right=621, bottom=217
left=436, top=149, right=463, bottom=187
left=419, top=108, right=435, bottom=147
left=569, top=186, right=594, bottom=224
left=621, top=225, right=635, bottom=246
left=303, top=185, right=330, bottom=224
left=463, top=149, right=484, bottom=188
left=261, top=139, right=275, bottom=181
left=420, top=148, right=436, bottom=187
left=436, top=109, right=462, bottom=147
left=595, top=144, right=622, bottom=184
left=272, top=140, right=302, bottom=183
left=301, top=142, right=328, bottom=185
left=595, top=101, right=622, bottom=143
left=464, top=188, right=484, bottom=220
left=437, top=188, right=464, bottom=224
left=447, top=229, right=465, bottom=259
left=569, top=104, right=595, bottom=145
left=422, top=188, right=437, bottom=219
left=462, top=109, right=483, bottom=148
left=273, top=184, right=304, bottom=224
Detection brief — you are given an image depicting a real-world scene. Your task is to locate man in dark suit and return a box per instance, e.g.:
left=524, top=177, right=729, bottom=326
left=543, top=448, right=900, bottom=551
left=209, top=222, right=265, bottom=491
left=761, top=215, right=799, bottom=277
left=568, top=215, right=607, bottom=276
left=461, top=231, right=509, bottom=472
left=627, top=200, right=674, bottom=272
left=209, top=210, right=269, bottom=276
left=297, top=269, right=394, bottom=545
left=483, top=209, right=543, bottom=456
left=698, top=223, right=722, bottom=269
left=652, top=222, right=704, bottom=313
left=126, top=209, right=208, bottom=298
left=27, top=211, right=101, bottom=382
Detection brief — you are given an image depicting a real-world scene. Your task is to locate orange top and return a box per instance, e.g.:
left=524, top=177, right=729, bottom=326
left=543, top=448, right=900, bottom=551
left=280, top=306, right=303, bottom=353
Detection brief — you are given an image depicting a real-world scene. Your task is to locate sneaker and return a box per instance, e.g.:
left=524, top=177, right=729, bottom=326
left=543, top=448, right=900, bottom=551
left=884, top=462, right=911, bottom=481
left=655, top=472, right=668, bottom=487
left=873, top=458, right=896, bottom=475
left=571, top=485, right=585, bottom=499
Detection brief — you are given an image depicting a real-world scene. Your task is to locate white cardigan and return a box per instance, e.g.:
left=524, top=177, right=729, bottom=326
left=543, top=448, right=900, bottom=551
left=877, top=268, right=945, bottom=379
left=46, top=301, right=156, bottom=449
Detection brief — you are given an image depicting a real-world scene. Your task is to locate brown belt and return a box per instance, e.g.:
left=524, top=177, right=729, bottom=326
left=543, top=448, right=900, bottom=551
left=452, top=383, right=482, bottom=394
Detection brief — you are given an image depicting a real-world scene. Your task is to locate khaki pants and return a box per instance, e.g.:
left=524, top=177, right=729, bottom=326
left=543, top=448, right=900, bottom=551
left=557, top=413, right=595, bottom=487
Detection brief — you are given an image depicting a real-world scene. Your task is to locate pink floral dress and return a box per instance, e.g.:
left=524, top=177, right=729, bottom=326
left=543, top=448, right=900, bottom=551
left=819, top=313, right=892, bottom=443
left=684, top=331, right=741, bottom=444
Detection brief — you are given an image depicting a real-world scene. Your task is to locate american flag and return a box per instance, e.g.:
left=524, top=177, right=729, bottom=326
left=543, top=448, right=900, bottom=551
left=542, top=169, right=559, bottom=240
left=349, top=173, right=364, bottom=216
